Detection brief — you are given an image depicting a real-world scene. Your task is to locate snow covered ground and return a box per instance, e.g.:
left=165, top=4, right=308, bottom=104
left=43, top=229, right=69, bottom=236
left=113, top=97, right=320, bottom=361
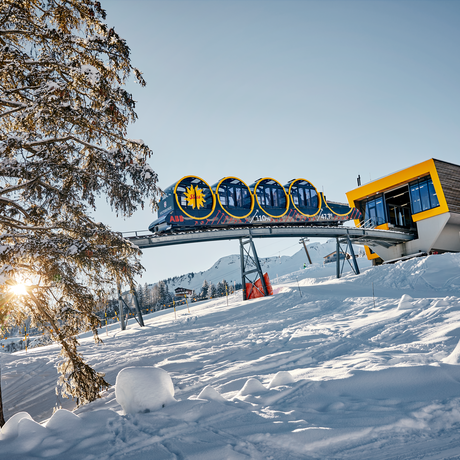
left=2, top=251, right=460, bottom=459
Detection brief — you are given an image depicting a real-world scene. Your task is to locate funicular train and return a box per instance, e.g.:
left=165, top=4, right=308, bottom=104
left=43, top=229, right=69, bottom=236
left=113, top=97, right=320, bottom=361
left=149, top=175, right=362, bottom=234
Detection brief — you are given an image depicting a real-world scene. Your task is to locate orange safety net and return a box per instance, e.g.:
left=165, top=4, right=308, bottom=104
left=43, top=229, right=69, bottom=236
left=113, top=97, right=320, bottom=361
left=245, top=273, right=274, bottom=299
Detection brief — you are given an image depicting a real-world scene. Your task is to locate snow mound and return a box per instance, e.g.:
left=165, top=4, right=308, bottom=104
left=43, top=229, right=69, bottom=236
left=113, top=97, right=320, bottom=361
left=432, top=298, right=450, bottom=307
left=238, top=378, right=267, bottom=396
left=397, top=294, right=414, bottom=310
left=197, top=385, right=227, bottom=402
left=115, top=366, right=176, bottom=414
left=0, top=412, right=32, bottom=440
left=443, top=339, right=460, bottom=365
left=268, top=371, right=295, bottom=388
left=16, top=418, right=47, bottom=451
left=45, top=409, right=82, bottom=430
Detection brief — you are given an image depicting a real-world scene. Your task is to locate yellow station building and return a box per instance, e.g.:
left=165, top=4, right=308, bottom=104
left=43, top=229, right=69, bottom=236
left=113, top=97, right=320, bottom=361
left=346, top=159, right=460, bottom=263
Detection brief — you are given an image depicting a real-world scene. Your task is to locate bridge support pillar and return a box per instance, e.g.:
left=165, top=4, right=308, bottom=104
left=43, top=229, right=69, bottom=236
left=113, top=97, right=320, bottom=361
left=240, top=232, right=268, bottom=300
left=335, top=236, right=360, bottom=278
left=347, top=234, right=360, bottom=276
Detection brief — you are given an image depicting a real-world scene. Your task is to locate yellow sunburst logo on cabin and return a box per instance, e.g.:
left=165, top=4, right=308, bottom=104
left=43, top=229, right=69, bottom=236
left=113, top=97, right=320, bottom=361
left=184, top=185, right=206, bottom=209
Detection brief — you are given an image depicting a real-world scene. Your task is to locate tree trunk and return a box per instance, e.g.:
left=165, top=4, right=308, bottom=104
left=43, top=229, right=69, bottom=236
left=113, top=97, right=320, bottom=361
left=0, top=363, right=5, bottom=427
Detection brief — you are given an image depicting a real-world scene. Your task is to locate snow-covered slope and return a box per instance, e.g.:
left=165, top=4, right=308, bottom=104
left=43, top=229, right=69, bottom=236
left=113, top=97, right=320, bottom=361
left=2, top=252, right=460, bottom=459
left=163, top=238, right=367, bottom=293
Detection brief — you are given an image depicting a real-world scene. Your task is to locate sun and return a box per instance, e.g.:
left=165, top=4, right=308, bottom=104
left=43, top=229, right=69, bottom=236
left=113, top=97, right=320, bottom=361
left=9, top=283, right=28, bottom=297
left=184, top=185, right=206, bottom=209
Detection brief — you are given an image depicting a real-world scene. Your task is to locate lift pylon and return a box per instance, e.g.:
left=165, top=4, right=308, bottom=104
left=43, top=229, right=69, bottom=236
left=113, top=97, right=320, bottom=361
left=240, top=232, right=268, bottom=300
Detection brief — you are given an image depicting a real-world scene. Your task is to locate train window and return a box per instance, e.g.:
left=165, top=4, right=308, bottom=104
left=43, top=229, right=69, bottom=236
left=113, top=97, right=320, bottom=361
left=204, top=189, right=213, bottom=207
left=292, top=189, right=299, bottom=205
left=236, top=187, right=242, bottom=207
left=278, top=188, right=286, bottom=208
left=299, top=188, right=305, bottom=207
left=242, top=189, right=251, bottom=208
left=219, top=187, right=227, bottom=206
left=257, top=188, right=265, bottom=206
left=272, top=188, right=279, bottom=207
left=228, top=186, right=235, bottom=207
left=309, top=189, right=318, bottom=208
left=291, top=183, right=319, bottom=211
left=265, top=187, right=272, bottom=207
left=218, top=181, right=251, bottom=211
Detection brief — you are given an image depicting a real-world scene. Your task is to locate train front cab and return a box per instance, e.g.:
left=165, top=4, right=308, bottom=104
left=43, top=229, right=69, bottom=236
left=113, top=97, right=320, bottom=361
left=174, top=176, right=215, bottom=220
left=150, top=176, right=215, bottom=232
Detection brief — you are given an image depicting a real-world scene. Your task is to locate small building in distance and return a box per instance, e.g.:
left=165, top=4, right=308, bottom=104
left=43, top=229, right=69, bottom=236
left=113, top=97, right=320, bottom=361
left=346, top=158, right=460, bottom=263
left=174, top=287, right=195, bottom=299
left=323, top=251, right=349, bottom=264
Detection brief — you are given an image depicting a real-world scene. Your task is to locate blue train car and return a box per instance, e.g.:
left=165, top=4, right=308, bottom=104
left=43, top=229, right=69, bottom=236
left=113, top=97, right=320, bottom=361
left=149, top=175, right=361, bottom=234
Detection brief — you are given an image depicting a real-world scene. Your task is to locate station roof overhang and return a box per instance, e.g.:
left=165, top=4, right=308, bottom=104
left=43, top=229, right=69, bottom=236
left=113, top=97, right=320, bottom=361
left=346, top=158, right=450, bottom=224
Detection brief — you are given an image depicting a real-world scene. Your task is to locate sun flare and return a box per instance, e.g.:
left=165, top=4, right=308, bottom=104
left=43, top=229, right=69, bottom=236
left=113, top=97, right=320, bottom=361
left=10, top=283, right=29, bottom=297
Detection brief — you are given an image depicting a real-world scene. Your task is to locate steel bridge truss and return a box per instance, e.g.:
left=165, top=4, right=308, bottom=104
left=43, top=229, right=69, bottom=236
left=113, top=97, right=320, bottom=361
left=335, top=235, right=360, bottom=278
left=123, top=225, right=415, bottom=304
left=240, top=232, right=269, bottom=301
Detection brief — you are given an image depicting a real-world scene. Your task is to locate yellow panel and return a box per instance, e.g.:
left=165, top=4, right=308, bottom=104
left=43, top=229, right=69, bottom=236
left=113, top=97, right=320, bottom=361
left=346, top=158, right=449, bottom=224
left=365, top=245, right=380, bottom=260
left=363, top=223, right=388, bottom=259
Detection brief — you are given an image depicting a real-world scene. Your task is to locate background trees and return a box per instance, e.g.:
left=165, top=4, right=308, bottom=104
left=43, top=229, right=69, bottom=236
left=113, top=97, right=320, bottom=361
left=0, top=0, right=160, bottom=410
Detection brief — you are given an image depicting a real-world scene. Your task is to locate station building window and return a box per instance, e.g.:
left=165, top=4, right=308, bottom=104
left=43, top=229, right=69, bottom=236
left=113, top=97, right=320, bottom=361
left=363, top=195, right=386, bottom=227
left=409, top=177, right=439, bottom=214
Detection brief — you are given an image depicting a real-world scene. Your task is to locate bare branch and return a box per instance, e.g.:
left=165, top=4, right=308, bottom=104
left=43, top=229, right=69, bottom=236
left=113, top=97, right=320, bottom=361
left=0, top=105, right=25, bottom=118
left=0, top=98, right=26, bottom=108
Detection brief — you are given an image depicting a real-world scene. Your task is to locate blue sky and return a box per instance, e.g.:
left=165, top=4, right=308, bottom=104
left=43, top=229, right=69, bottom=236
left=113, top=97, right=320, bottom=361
left=97, top=0, right=460, bottom=285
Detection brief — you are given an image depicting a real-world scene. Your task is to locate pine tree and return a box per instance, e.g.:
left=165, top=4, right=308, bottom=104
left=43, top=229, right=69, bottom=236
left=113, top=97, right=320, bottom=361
left=142, top=283, right=150, bottom=310
left=201, top=280, right=209, bottom=299
left=157, top=281, right=168, bottom=306
left=216, top=280, right=228, bottom=297
left=135, top=285, right=144, bottom=310
left=0, top=0, right=160, bottom=414
left=209, top=283, right=217, bottom=299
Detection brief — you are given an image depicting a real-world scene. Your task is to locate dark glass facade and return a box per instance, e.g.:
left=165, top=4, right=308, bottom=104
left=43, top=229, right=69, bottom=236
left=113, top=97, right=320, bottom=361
left=363, top=196, right=387, bottom=227
left=409, top=177, right=439, bottom=214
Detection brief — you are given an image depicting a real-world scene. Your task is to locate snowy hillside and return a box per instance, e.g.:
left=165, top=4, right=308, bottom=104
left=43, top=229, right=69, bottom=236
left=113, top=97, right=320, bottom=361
left=163, top=238, right=367, bottom=293
left=2, top=252, right=460, bottom=459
